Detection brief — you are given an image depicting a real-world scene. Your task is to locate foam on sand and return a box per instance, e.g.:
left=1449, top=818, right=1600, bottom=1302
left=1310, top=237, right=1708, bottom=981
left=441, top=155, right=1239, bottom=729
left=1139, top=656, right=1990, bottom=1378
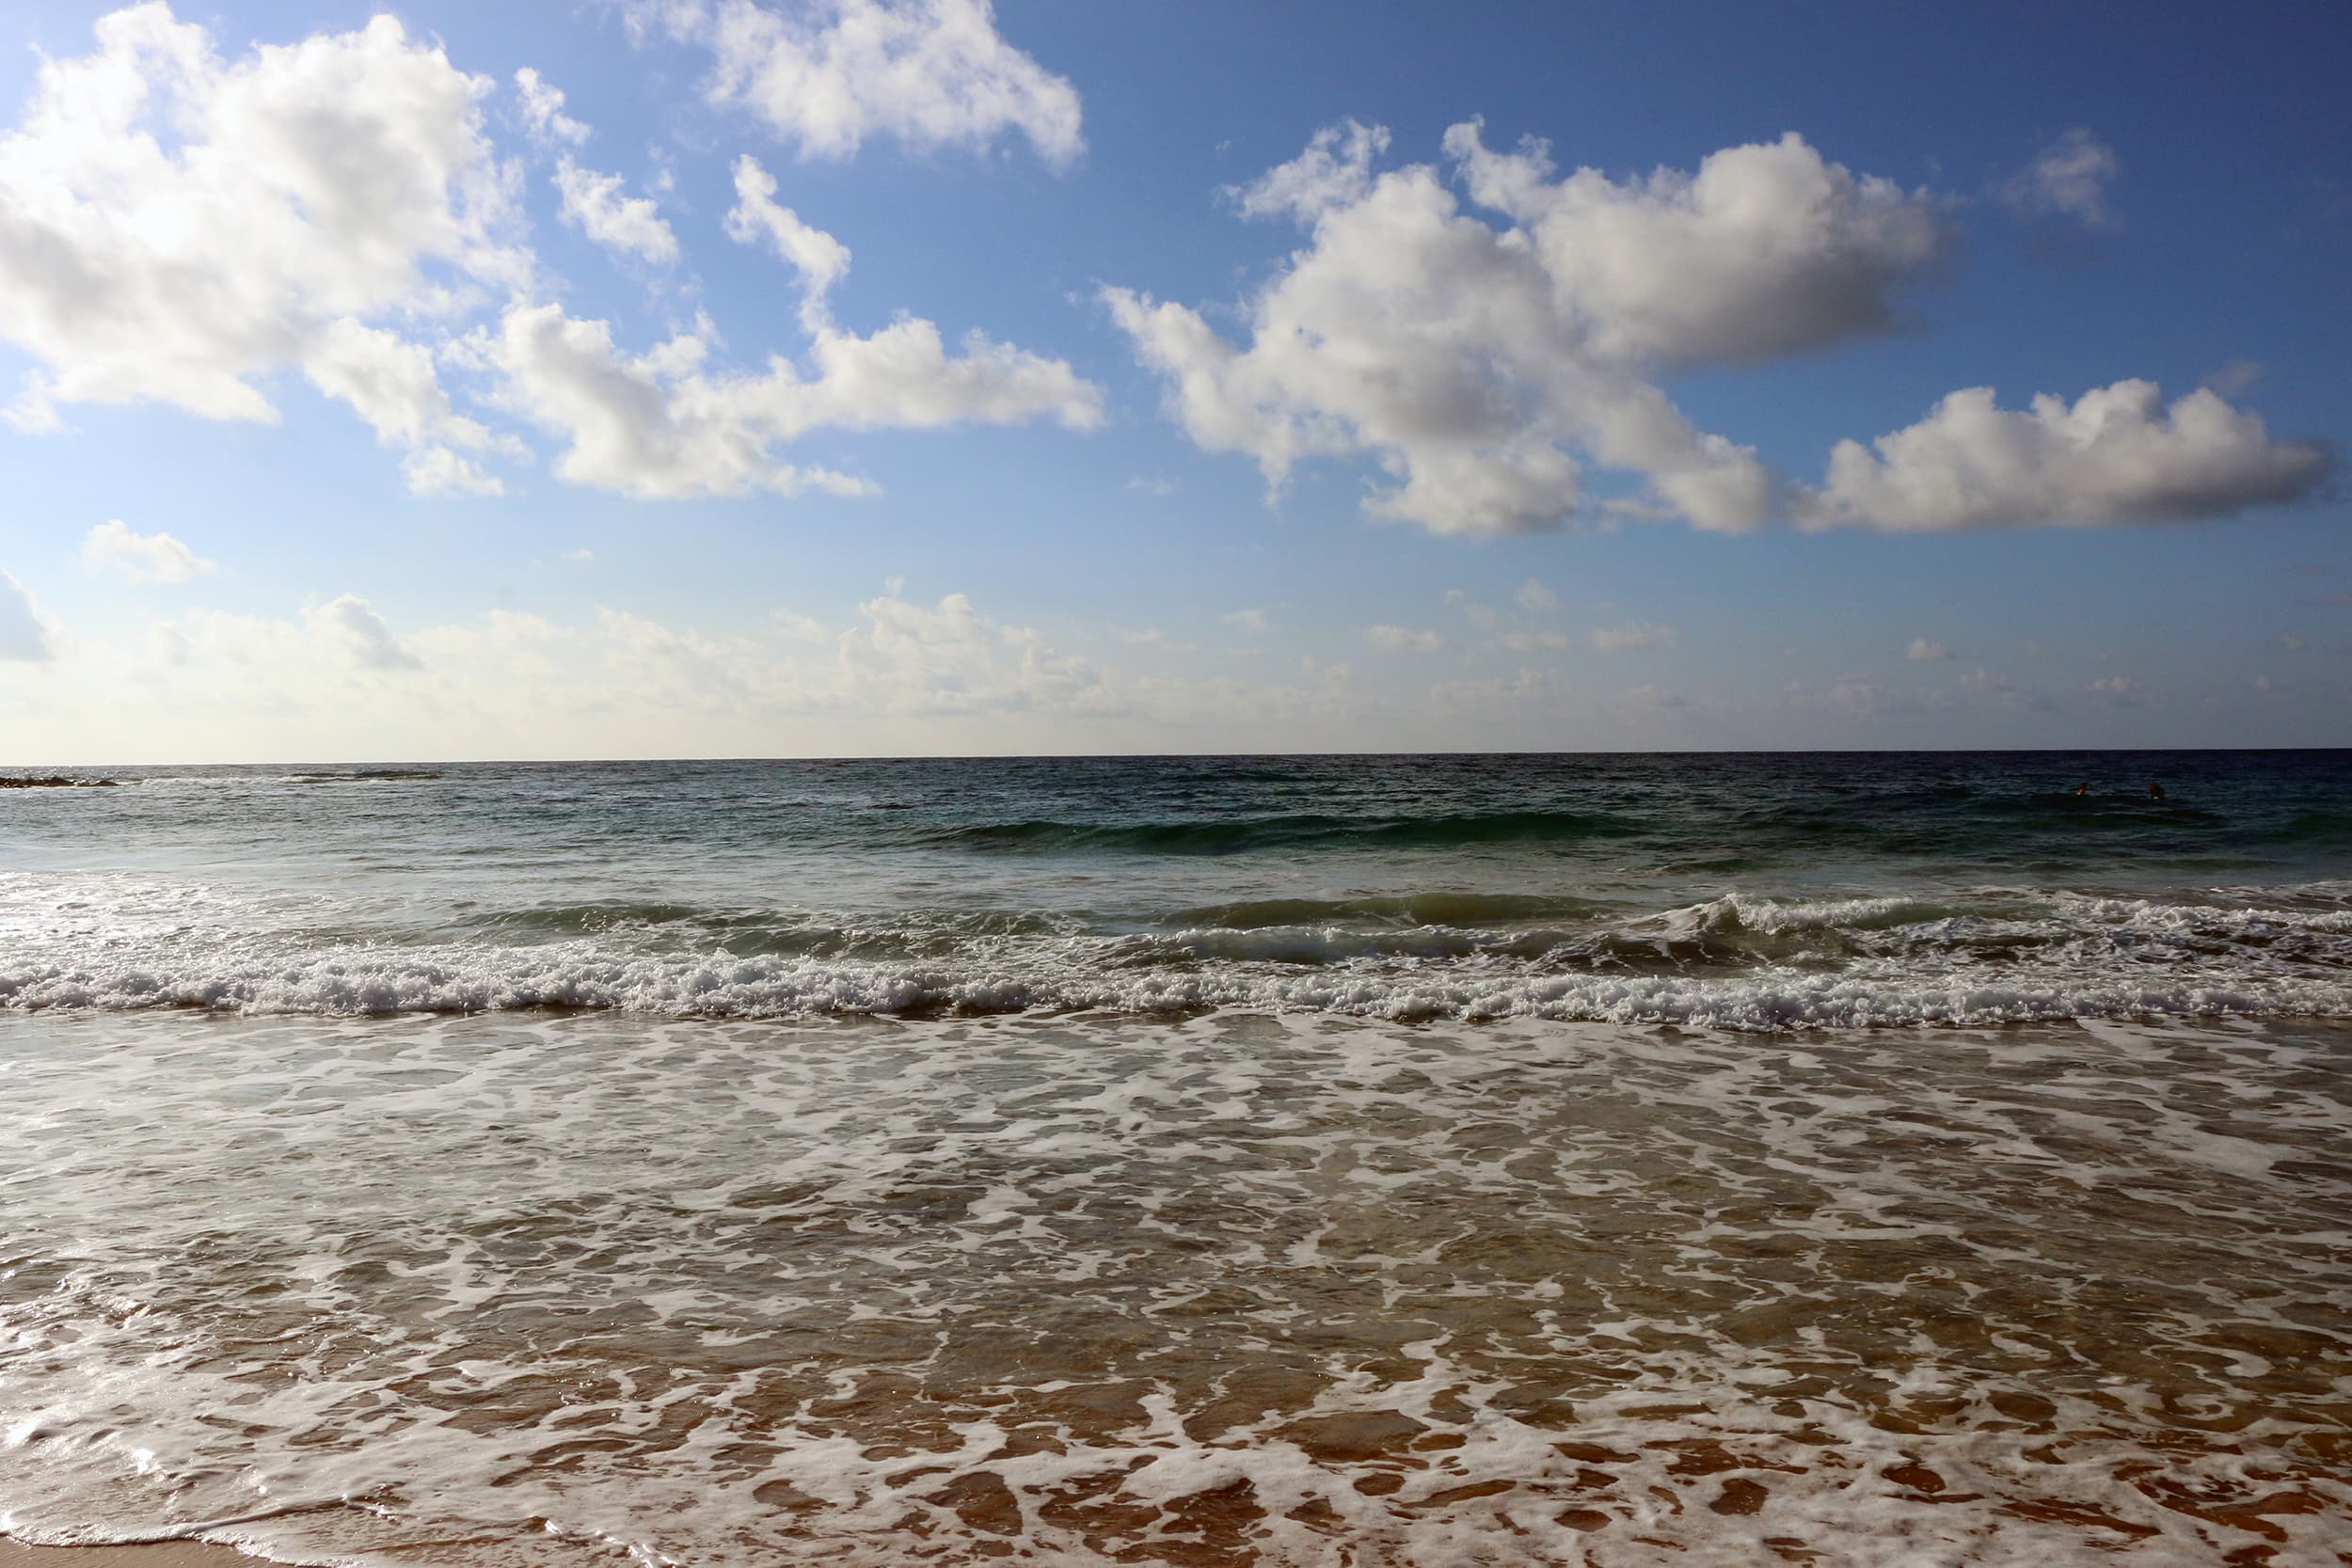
left=1, top=1009, right=2345, bottom=1564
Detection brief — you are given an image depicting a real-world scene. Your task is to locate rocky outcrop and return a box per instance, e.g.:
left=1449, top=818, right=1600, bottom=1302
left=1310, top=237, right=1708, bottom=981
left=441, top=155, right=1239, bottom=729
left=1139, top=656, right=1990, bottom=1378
left=0, top=775, right=118, bottom=788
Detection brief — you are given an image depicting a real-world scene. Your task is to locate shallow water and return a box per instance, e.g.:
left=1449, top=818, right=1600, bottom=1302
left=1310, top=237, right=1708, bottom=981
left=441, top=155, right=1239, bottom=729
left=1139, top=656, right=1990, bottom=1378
left=3, top=1009, right=2347, bottom=1565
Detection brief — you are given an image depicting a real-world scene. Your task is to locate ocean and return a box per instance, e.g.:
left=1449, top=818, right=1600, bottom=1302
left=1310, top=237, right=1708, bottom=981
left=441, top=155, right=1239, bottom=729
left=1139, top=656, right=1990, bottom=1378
left=1, top=752, right=2347, bottom=1564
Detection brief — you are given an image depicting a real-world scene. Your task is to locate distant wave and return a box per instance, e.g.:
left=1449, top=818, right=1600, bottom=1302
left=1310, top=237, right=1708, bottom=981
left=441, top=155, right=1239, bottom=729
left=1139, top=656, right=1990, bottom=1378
left=920, top=809, right=1646, bottom=856
left=284, top=768, right=448, bottom=784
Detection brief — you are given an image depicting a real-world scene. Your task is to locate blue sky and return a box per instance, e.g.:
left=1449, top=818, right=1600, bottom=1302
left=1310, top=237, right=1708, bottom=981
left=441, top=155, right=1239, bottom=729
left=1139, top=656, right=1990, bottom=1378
left=1, top=0, right=2345, bottom=761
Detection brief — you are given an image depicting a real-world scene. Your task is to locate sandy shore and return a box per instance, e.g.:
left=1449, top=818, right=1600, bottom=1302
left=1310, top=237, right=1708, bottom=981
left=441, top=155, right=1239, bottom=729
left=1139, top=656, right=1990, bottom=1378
left=0, top=1542, right=263, bottom=1568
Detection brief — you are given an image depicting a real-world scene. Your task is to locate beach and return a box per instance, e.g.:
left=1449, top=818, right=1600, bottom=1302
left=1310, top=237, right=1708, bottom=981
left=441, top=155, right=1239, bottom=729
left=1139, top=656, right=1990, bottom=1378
left=3, top=754, right=2348, bottom=1563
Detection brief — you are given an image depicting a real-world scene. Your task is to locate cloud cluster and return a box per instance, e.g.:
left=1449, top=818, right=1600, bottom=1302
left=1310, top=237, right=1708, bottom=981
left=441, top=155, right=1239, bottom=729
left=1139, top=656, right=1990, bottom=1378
left=1108, top=123, right=1949, bottom=535
left=1811, top=381, right=2331, bottom=531
left=493, top=293, right=1100, bottom=499
left=1365, top=624, right=1443, bottom=653
left=0, top=4, right=522, bottom=491
left=506, top=140, right=1098, bottom=499
left=514, top=67, right=589, bottom=147
left=1110, top=122, right=2327, bottom=537
left=0, top=568, right=52, bottom=660
left=554, top=157, right=680, bottom=266
left=81, top=519, right=214, bottom=584
left=637, top=0, right=1083, bottom=166
left=0, top=5, right=1108, bottom=504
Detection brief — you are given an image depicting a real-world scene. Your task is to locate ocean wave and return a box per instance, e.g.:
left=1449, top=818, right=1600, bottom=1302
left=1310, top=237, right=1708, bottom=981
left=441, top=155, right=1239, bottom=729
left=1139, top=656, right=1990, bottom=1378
left=919, top=808, right=1646, bottom=856
left=5, top=937, right=2348, bottom=1029
left=8, top=863, right=2351, bottom=1029
left=1166, top=892, right=1613, bottom=927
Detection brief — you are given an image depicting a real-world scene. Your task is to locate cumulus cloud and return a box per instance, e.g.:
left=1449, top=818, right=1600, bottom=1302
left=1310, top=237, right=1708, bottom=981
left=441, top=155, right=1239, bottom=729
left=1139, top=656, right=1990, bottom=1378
left=1229, top=118, right=1389, bottom=220
left=1514, top=577, right=1559, bottom=613
left=492, top=293, right=1100, bottom=499
left=497, top=136, right=1097, bottom=499
left=0, top=568, right=55, bottom=659
left=1811, top=381, right=2332, bottom=531
left=1444, top=123, right=1952, bottom=366
left=637, top=0, right=1083, bottom=167
left=554, top=157, right=680, bottom=265
left=1108, top=122, right=1947, bottom=536
left=304, top=594, right=422, bottom=670
left=1591, top=622, right=1676, bottom=652
left=1364, top=624, right=1442, bottom=653
left=837, top=589, right=1099, bottom=713
left=724, top=154, right=850, bottom=303
left=0, top=5, right=523, bottom=495
left=1223, top=608, right=1268, bottom=633
left=1906, top=637, right=1954, bottom=661
left=301, top=317, right=516, bottom=494
left=2000, top=128, right=2120, bottom=230
left=1113, top=121, right=2328, bottom=541
left=514, top=67, right=589, bottom=146
left=81, top=520, right=215, bottom=584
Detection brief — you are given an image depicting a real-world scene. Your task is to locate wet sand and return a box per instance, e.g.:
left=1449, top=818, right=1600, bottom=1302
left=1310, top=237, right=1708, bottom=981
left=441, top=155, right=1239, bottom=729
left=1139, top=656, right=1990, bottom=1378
left=0, top=1544, right=259, bottom=1568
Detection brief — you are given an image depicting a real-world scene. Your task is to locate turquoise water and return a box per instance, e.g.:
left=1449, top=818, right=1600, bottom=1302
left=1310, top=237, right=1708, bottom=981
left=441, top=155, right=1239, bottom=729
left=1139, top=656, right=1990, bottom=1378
left=2, top=753, right=2348, bottom=1565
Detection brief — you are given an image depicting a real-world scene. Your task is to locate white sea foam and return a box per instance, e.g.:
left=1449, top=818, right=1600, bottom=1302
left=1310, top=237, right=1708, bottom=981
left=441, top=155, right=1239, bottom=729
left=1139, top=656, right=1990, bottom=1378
left=3, top=866, right=2350, bottom=1029
left=0, top=1009, right=2346, bottom=1565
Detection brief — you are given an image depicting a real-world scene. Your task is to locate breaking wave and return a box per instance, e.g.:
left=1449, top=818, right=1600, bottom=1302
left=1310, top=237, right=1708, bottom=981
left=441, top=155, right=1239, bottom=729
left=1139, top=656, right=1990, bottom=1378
left=5, top=883, right=2347, bottom=1031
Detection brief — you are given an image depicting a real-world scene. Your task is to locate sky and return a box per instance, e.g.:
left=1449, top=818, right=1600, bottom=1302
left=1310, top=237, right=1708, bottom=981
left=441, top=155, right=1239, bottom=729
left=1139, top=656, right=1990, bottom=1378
left=0, top=0, right=2346, bottom=762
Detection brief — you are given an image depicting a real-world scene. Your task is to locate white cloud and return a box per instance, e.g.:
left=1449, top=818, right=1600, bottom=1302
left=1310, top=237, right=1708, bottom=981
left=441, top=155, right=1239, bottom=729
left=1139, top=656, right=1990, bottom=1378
left=0, top=6, right=522, bottom=456
left=2090, top=674, right=2145, bottom=706
left=1107, top=122, right=1947, bottom=537
left=1591, top=622, right=1676, bottom=653
left=639, top=0, right=1083, bottom=167
left=564, top=547, right=598, bottom=564
left=1906, top=637, right=1954, bottom=661
left=2000, top=128, right=2119, bottom=230
left=302, top=317, right=515, bottom=494
left=1115, top=121, right=2325, bottom=542
left=492, top=294, right=1100, bottom=499
left=554, top=156, right=680, bottom=266
left=3, top=372, right=62, bottom=433
left=837, top=589, right=1099, bottom=713
left=303, top=594, right=422, bottom=670
left=514, top=67, right=589, bottom=146
left=81, top=519, right=215, bottom=584
left=1495, top=629, right=1571, bottom=652
left=0, top=568, right=55, bottom=660
left=724, top=154, right=850, bottom=304
left=1364, top=624, right=1442, bottom=653
left=1514, top=577, right=1559, bottom=613
left=1812, top=381, right=2331, bottom=532
left=1444, top=123, right=1952, bottom=367
left=1223, top=608, right=1267, bottom=633
left=1230, top=118, right=1389, bottom=220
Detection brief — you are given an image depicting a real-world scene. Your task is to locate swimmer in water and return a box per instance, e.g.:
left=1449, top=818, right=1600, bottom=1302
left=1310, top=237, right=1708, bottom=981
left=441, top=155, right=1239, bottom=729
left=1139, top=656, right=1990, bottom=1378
left=2149, top=782, right=2166, bottom=800
left=2075, top=783, right=2088, bottom=797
